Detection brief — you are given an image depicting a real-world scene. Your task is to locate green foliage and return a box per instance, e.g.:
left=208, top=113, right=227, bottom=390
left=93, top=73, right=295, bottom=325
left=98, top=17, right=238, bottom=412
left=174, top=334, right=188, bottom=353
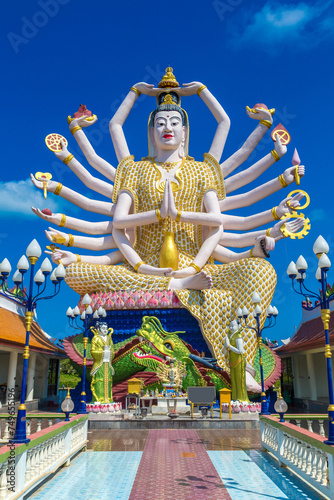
left=59, top=359, right=81, bottom=388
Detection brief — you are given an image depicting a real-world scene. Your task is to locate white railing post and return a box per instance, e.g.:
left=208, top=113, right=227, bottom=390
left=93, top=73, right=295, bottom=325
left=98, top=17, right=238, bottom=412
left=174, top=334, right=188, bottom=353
left=0, top=461, right=8, bottom=499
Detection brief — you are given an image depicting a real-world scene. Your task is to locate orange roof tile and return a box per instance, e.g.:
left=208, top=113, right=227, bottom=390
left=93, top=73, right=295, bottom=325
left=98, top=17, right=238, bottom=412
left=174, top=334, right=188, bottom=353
left=0, top=307, right=64, bottom=355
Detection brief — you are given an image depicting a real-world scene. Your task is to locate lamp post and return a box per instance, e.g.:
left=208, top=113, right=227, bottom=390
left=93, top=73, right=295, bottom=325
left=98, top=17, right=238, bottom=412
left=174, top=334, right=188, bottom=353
left=236, top=292, right=278, bottom=415
left=287, top=235, right=334, bottom=445
left=0, top=239, right=65, bottom=443
left=61, top=387, right=74, bottom=421
left=67, top=298, right=106, bottom=414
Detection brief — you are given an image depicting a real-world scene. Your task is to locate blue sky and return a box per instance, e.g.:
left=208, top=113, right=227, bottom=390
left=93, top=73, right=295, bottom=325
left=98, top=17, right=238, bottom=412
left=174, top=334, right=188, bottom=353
left=2, top=0, right=334, bottom=343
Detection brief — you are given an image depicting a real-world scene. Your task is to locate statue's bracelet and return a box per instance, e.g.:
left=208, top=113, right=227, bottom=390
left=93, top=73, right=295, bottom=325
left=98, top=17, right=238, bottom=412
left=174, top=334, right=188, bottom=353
left=197, top=85, right=207, bottom=96
left=134, top=260, right=145, bottom=272
left=189, top=262, right=201, bottom=273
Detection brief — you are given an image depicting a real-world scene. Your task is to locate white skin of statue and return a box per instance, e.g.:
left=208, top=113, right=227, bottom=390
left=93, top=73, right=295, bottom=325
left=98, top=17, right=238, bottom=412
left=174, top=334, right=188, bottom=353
left=31, top=81, right=306, bottom=290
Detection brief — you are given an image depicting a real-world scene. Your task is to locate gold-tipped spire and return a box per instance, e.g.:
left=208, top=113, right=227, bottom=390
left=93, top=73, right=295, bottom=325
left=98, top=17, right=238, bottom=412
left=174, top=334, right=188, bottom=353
left=158, top=67, right=179, bottom=88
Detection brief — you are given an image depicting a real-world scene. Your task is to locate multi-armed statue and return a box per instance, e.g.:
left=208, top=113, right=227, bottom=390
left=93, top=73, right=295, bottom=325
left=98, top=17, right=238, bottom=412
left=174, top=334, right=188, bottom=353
left=31, top=67, right=308, bottom=375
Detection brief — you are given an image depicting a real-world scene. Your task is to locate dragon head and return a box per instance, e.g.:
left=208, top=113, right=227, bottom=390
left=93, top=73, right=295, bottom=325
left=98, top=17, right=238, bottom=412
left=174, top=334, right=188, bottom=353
left=131, top=316, right=190, bottom=369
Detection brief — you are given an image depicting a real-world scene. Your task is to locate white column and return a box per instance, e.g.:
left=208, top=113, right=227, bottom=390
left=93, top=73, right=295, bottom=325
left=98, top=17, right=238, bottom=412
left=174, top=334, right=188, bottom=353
left=306, top=353, right=317, bottom=401
left=26, top=352, right=37, bottom=402
left=6, top=351, right=18, bottom=405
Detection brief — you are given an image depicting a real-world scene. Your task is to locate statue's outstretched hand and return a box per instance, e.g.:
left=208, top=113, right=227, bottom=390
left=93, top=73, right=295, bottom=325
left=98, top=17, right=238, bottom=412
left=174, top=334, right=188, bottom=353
left=45, top=227, right=69, bottom=246
left=271, top=217, right=305, bottom=239
left=134, top=82, right=159, bottom=96
left=30, top=173, right=57, bottom=193
left=31, top=207, right=62, bottom=225
left=54, top=139, right=70, bottom=162
left=69, top=115, right=97, bottom=130
left=246, top=106, right=273, bottom=123
left=45, top=249, right=76, bottom=266
left=253, top=235, right=275, bottom=257
left=276, top=192, right=304, bottom=217
left=274, top=135, right=287, bottom=158
left=282, top=165, right=305, bottom=185
left=178, top=82, right=204, bottom=96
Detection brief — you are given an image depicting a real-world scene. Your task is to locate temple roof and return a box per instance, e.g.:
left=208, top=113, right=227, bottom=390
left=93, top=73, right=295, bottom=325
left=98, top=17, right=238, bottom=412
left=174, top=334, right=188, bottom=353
left=275, top=308, right=334, bottom=355
left=0, top=294, right=64, bottom=355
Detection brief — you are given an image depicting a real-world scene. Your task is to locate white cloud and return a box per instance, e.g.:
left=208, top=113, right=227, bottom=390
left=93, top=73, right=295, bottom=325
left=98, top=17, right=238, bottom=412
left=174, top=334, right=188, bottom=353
left=0, top=178, right=65, bottom=217
left=230, top=1, right=334, bottom=53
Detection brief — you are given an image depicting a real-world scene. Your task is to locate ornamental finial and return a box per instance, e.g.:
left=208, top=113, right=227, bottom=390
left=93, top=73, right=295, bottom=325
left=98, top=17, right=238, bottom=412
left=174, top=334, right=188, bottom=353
left=158, top=66, right=179, bottom=88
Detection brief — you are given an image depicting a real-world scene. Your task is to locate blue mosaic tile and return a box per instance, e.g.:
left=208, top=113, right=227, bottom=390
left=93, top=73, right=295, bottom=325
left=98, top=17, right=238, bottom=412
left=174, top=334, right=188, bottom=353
left=208, top=450, right=323, bottom=500
left=30, top=451, right=142, bottom=500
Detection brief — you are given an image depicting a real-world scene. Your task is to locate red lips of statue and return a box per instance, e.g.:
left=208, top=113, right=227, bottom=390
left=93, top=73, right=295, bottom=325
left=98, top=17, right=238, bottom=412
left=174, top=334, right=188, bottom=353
left=163, top=134, right=173, bottom=139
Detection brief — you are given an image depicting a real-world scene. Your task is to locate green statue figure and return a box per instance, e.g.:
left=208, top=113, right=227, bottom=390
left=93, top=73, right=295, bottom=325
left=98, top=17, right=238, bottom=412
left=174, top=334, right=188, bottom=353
left=223, top=320, right=250, bottom=402
left=90, top=321, right=115, bottom=404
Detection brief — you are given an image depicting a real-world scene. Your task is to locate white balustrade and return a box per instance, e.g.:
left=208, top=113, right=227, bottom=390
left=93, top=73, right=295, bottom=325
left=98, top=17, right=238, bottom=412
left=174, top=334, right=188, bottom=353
left=261, top=418, right=334, bottom=499
left=0, top=416, right=88, bottom=500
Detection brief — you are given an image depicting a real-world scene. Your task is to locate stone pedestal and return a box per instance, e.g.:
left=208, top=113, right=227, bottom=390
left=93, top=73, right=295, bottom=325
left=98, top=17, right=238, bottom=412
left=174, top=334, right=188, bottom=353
left=152, top=397, right=190, bottom=415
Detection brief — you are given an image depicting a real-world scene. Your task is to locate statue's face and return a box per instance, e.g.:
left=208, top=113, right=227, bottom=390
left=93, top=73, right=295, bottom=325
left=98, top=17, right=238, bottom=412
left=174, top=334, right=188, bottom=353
left=229, top=320, right=238, bottom=333
left=99, top=323, right=108, bottom=336
left=153, top=111, right=185, bottom=152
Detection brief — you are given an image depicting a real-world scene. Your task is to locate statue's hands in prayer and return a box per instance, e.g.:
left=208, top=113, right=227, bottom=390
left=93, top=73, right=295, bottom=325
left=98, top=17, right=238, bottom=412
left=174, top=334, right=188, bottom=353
left=274, top=135, right=287, bottom=158
left=31, top=207, right=62, bottom=225
left=166, top=180, right=178, bottom=220
left=276, top=192, right=304, bottom=218
left=45, top=227, right=69, bottom=245
left=45, top=249, right=76, bottom=266
left=224, top=336, right=230, bottom=349
left=246, top=106, right=273, bottom=123
left=160, top=181, right=169, bottom=220
left=282, top=164, right=305, bottom=185
left=69, top=114, right=97, bottom=129
left=178, top=82, right=204, bottom=96
left=134, top=82, right=160, bottom=97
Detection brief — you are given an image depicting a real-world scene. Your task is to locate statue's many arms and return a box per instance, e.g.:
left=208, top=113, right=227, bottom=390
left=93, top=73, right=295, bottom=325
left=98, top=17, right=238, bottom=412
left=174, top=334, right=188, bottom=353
left=32, top=67, right=306, bottom=372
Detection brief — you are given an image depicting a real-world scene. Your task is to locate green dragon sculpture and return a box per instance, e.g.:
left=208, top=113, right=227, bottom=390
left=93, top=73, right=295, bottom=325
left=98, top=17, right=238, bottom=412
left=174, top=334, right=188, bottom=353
left=63, top=316, right=281, bottom=401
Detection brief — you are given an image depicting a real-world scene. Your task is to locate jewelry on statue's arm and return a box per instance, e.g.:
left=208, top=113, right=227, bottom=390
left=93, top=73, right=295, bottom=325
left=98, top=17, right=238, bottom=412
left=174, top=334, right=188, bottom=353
left=70, top=125, right=116, bottom=182
left=50, top=184, right=114, bottom=217
left=56, top=214, right=113, bottom=235
left=63, top=154, right=113, bottom=199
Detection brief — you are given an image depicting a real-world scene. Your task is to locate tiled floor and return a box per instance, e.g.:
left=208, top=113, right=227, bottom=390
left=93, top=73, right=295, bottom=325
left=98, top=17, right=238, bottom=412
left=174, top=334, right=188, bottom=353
left=30, top=429, right=323, bottom=500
